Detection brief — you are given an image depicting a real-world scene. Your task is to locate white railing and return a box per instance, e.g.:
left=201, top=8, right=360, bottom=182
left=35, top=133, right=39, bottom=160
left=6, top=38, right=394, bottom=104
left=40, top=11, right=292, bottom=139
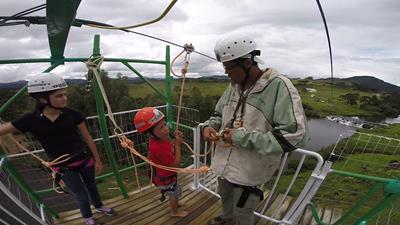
left=193, top=123, right=330, bottom=225
left=0, top=156, right=49, bottom=225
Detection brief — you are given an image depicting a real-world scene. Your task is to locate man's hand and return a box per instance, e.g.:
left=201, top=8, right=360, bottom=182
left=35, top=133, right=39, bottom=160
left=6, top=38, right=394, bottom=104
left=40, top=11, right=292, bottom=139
left=203, top=126, right=219, bottom=142
left=222, top=128, right=234, bottom=144
left=174, top=130, right=184, bottom=145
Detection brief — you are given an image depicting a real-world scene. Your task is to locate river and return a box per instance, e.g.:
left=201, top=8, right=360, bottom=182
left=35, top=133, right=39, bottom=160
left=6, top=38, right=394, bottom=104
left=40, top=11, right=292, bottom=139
left=303, top=116, right=400, bottom=152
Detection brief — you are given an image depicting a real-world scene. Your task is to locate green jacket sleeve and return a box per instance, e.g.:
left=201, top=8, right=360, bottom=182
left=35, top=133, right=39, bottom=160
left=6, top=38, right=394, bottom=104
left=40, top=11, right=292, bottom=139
left=203, top=85, right=233, bottom=131
left=232, top=77, right=309, bottom=155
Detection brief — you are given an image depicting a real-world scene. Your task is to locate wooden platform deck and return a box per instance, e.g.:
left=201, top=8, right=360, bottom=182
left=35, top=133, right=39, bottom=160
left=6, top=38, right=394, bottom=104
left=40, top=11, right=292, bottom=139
left=54, top=173, right=341, bottom=225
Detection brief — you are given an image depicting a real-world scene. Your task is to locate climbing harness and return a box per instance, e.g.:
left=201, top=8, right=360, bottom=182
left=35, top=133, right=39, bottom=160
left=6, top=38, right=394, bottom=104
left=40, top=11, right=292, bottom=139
left=1, top=133, right=71, bottom=194
left=233, top=183, right=264, bottom=208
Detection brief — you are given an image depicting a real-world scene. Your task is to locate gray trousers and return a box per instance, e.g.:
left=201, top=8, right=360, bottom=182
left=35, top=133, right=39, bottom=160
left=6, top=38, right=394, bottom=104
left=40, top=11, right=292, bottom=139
left=217, top=177, right=261, bottom=225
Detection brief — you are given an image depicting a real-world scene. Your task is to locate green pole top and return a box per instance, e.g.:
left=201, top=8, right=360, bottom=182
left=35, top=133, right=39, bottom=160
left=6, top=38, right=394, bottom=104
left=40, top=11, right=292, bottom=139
left=46, top=0, right=81, bottom=62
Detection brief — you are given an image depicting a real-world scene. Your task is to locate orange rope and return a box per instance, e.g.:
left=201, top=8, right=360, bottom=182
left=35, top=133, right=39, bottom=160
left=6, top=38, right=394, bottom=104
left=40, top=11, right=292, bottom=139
left=119, top=136, right=209, bottom=174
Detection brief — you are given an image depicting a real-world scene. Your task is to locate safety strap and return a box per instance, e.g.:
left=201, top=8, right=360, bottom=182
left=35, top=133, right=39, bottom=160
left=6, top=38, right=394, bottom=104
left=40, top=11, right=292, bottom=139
left=53, top=155, right=92, bottom=194
left=233, top=183, right=264, bottom=208
left=271, top=129, right=297, bottom=153
left=159, top=182, right=177, bottom=202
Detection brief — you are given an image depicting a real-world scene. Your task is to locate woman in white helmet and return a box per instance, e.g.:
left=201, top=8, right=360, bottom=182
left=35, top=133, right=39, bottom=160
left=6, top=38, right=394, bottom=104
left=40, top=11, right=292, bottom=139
left=0, top=73, right=114, bottom=225
left=203, top=34, right=309, bottom=225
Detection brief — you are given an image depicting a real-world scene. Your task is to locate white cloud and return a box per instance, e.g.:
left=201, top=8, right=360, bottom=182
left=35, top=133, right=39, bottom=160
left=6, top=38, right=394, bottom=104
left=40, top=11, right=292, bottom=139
left=0, top=0, right=399, bottom=86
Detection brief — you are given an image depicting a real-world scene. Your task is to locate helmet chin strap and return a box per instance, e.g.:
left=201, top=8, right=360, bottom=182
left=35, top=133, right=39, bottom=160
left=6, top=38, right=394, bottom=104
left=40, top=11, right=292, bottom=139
left=41, top=97, right=64, bottom=110
left=238, top=61, right=253, bottom=89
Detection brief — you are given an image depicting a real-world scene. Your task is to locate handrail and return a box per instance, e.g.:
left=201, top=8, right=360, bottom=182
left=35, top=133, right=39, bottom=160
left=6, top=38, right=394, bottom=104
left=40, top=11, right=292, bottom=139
left=193, top=123, right=327, bottom=224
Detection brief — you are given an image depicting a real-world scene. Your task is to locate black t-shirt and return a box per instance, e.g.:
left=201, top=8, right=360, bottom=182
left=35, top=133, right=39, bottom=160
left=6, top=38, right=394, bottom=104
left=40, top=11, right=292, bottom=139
left=11, top=108, right=86, bottom=160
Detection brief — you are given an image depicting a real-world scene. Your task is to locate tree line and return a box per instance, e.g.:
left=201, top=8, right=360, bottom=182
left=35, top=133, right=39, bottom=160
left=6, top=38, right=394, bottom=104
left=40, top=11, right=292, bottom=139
left=0, top=71, right=220, bottom=124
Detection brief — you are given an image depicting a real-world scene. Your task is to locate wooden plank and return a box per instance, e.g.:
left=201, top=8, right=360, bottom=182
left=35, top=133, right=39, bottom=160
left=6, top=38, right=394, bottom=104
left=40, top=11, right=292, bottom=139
left=291, top=206, right=307, bottom=225
left=272, top=196, right=293, bottom=221
left=309, top=207, right=323, bottom=225
left=256, top=194, right=283, bottom=225
left=186, top=200, right=222, bottom=225
left=55, top=173, right=194, bottom=225
left=110, top=175, right=200, bottom=225
left=170, top=195, right=219, bottom=225
left=139, top=190, right=214, bottom=225
left=57, top=171, right=332, bottom=225
left=322, top=208, right=332, bottom=224
left=330, top=208, right=342, bottom=224
left=299, top=207, right=312, bottom=225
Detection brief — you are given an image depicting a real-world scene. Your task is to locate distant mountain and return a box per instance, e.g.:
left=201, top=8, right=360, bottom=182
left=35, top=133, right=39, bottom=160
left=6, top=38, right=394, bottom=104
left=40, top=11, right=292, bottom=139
left=344, top=76, right=400, bottom=94
left=1, top=75, right=397, bottom=93
left=196, top=75, right=228, bottom=80
left=0, top=79, right=87, bottom=89
left=0, top=80, right=27, bottom=89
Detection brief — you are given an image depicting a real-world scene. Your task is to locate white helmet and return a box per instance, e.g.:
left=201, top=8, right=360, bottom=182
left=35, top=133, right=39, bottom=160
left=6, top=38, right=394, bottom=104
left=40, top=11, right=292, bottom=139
left=28, top=73, right=68, bottom=94
left=214, top=34, right=258, bottom=63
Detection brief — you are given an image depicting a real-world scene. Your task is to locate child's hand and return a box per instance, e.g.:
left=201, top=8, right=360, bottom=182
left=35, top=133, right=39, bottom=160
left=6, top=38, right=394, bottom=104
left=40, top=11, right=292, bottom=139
left=174, top=130, right=184, bottom=145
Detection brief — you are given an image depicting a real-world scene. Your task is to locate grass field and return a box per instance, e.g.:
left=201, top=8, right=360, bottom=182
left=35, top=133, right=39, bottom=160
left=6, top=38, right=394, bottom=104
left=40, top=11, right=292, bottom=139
left=128, top=79, right=229, bottom=98
left=128, top=78, right=381, bottom=118
left=294, top=79, right=378, bottom=117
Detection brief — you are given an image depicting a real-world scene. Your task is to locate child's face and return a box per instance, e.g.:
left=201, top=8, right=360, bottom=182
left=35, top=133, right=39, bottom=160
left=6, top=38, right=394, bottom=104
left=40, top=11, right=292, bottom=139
left=46, top=88, right=68, bottom=108
left=152, top=119, right=170, bottom=140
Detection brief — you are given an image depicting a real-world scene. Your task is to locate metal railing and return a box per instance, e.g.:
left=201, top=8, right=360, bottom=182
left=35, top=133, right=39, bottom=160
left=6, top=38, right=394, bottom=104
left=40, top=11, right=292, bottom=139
left=0, top=105, right=200, bottom=222
left=193, top=123, right=329, bottom=225
left=0, top=156, right=51, bottom=225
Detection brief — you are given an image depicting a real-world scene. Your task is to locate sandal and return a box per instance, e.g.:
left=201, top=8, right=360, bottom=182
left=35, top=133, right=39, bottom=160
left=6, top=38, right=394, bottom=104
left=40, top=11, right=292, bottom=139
left=207, top=216, right=235, bottom=225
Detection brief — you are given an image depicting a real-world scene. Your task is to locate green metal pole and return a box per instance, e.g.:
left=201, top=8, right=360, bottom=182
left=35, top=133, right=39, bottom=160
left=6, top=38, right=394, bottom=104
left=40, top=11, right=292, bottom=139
left=121, top=62, right=167, bottom=99
left=165, top=45, right=173, bottom=126
left=0, top=57, right=167, bottom=65
left=0, top=153, right=59, bottom=218
left=334, top=182, right=383, bottom=225
left=332, top=169, right=396, bottom=183
left=0, top=62, right=62, bottom=114
left=308, top=203, right=330, bottom=225
left=91, top=35, right=128, bottom=198
left=352, top=193, right=399, bottom=225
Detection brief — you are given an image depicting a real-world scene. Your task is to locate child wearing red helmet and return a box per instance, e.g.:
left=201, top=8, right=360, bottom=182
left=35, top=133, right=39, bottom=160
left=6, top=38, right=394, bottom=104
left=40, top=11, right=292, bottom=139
left=133, top=107, right=189, bottom=217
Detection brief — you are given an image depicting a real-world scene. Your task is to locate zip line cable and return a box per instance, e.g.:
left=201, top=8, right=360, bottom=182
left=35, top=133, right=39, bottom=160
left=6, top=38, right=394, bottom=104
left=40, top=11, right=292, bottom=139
left=0, top=16, right=217, bottom=61
left=0, top=4, right=46, bottom=25
left=315, top=0, right=334, bottom=97
left=0, top=1, right=331, bottom=65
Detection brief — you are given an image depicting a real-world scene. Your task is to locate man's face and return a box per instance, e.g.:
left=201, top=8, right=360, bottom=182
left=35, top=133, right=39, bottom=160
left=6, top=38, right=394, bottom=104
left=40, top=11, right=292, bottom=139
left=222, top=60, right=246, bottom=84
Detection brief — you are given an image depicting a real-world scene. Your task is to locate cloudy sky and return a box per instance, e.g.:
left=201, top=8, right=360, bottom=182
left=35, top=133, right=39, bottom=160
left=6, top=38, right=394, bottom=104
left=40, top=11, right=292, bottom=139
left=0, top=0, right=399, bottom=85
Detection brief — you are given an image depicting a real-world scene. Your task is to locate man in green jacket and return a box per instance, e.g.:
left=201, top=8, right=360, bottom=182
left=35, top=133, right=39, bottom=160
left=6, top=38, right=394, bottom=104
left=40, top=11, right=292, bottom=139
left=203, top=34, right=309, bottom=225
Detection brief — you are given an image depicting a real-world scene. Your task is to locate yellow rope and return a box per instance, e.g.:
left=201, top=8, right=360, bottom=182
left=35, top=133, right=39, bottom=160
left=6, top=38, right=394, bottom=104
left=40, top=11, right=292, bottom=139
left=85, top=0, right=178, bottom=30
left=170, top=44, right=216, bottom=157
